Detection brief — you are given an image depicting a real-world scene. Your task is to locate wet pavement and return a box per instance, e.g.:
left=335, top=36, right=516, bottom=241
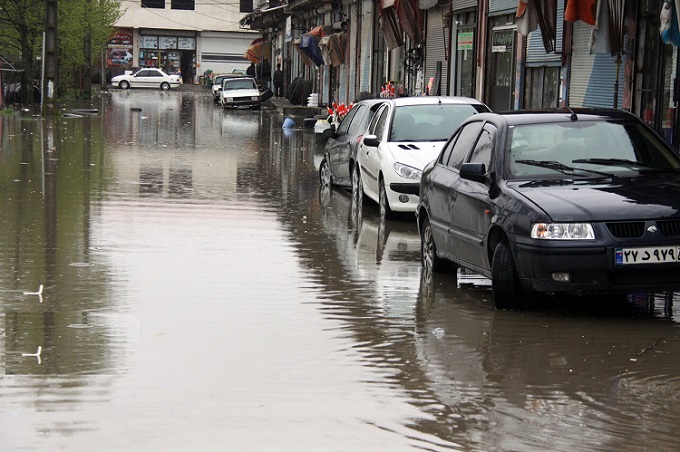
left=2, top=90, right=680, bottom=451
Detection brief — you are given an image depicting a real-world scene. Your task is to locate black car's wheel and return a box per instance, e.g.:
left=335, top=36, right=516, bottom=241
left=319, top=158, right=333, bottom=186
left=119, top=81, right=130, bottom=89
left=491, top=239, right=523, bottom=310
left=420, top=216, right=445, bottom=272
left=160, top=82, right=170, bottom=91
left=352, top=165, right=364, bottom=202
left=379, top=179, right=395, bottom=221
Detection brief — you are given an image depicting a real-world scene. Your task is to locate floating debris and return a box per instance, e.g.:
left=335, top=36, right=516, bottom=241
left=23, top=284, right=44, bottom=303
left=21, top=346, right=42, bottom=364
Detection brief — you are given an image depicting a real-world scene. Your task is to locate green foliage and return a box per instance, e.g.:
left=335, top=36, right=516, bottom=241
left=0, top=0, right=123, bottom=100
left=58, top=0, right=123, bottom=93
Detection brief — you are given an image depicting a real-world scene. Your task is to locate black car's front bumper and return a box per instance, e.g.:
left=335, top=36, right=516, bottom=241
left=514, top=241, right=680, bottom=294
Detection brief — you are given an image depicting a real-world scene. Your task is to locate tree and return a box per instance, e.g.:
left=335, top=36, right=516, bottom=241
left=0, top=0, right=44, bottom=104
left=0, top=0, right=122, bottom=105
left=58, top=0, right=122, bottom=97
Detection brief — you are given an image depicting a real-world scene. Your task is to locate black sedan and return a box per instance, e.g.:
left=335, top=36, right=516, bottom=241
left=417, top=108, right=680, bottom=309
left=319, top=99, right=384, bottom=188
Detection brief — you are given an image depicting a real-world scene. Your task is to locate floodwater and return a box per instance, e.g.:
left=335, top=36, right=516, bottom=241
left=1, top=91, right=680, bottom=451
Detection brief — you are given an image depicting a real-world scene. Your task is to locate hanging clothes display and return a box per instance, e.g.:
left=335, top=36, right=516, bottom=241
left=516, top=0, right=557, bottom=52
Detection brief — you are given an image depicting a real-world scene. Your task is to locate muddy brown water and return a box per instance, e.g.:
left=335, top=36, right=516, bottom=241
left=1, top=91, right=680, bottom=451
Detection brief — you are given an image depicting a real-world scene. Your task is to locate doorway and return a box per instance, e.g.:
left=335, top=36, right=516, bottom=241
left=486, top=16, right=516, bottom=111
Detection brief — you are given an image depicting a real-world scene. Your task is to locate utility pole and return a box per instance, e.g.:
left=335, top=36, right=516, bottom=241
left=43, top=0, right=58, bottom=115
left=83, top=0, right=92, bottom=99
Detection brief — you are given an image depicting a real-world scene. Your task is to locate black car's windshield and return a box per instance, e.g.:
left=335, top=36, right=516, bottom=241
left=508, top=120, right=680, bottom=178
left=389, top=104, right=487, bottom=142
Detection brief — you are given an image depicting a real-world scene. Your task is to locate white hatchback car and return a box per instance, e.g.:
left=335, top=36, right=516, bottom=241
left=111, top=68, right=181, bottom=90
left=355, top=96, right=489, bottom=220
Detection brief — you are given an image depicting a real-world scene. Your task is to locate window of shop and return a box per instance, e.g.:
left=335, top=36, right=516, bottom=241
left=171, top=0, right=194, bottom=10
left=524, top=65, right=559, bottom=109
left=455, top=10, right=476, bottom=98
left=141, top=0, right=164, bottom=8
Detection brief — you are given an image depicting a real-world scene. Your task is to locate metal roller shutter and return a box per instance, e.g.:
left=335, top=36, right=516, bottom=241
left=424, top=5, right=448, bottom=95
left=489, top=0, right=518, bottom=14
left=452, top=0, right=476, bottom=11
left=360, top=0, right=373, bottom=93
left=569, top=21, right=625, bottom=108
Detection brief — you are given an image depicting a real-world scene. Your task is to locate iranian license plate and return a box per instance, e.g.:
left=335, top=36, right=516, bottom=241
left=615, top=246, right=680, bottom=265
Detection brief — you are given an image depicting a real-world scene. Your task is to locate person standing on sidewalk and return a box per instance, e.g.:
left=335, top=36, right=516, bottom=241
left=273, top=64, right=284, bottom=98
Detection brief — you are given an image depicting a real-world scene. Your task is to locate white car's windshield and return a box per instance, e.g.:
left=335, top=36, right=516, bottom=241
left=389, top=104, right=485, bottom=142
left=223, top=79, right=257, bottom=90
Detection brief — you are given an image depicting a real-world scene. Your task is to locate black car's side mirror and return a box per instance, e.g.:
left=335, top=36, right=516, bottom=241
left=460, top=162, right=487, bottom=183
left=363, top=134, right=380, bottom=147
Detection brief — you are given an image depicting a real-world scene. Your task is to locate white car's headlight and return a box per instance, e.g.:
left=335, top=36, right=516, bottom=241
left=226, top=97, right=233, bottom=102
left=531, top=223, right=595, bottom=240
left=393, top=163, right=421, bottom=180
left=251, top=96, right=259, bottom=101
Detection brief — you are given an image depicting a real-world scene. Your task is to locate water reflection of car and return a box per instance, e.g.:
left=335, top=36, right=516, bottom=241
left=319, top=185, right=423, bottom=314
left=111, top=68, right=180, bottom=90
left=355, top=96, right=490, bottom=221
left=319, top=99, right=384, bottom=188
left=418, top=109, right=680, bottom=309
left=220, top=76, right=260, bottom=110
left=415, top=273, right=680, bottom=450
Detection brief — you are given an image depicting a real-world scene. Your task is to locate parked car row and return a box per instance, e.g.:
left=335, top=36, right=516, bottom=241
left=319, top=98, right=680, bottom=310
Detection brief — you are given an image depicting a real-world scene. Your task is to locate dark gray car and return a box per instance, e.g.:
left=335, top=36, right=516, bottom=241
left=319, top=99, right=384, bottom=188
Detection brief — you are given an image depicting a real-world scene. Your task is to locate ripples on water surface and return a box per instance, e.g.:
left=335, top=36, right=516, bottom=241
left=1, top=91, right=680, bottom=451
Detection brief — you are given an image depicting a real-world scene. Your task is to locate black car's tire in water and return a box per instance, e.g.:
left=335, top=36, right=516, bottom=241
left=491, top=239, right=523, bottom=310
left=420, top=217, right=446, bottom=273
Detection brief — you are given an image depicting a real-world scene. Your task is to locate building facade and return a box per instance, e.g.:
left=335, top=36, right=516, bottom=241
left=110, top=0, right=258, bottom=83
left=241, top=0, right=680, bottom=149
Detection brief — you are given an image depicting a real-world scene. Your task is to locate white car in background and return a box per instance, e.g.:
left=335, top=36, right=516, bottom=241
left=111, top=68, right=180, bottom=91
left=355, top=96, right=489, bottom=220
left=220, top=76, right=261, bottom=110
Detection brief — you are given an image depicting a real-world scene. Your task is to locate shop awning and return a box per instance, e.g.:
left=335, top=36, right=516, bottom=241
left=397, top=0, right=423, bottom=44
left=380, top=0, right=404, bottom=50
left=239, top=5, right=288, bottom=31
left=516, top=0, right=557, bottom=53
left=244, top=41, right=271, bottom=64
left=319, top=33, right=346, bottom=66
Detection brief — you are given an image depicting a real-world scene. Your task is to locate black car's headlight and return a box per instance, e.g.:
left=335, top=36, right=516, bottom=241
left=394, top=163, right=421, bottom=180
left=531, top=223, right=595, bottom=240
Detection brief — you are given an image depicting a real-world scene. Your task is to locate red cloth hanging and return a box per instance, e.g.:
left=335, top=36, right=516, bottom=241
left=564, top=0, right=596, bottom=25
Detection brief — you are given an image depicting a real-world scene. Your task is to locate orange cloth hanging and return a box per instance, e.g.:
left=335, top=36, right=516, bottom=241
left=564, top=0, right=596, bottom=25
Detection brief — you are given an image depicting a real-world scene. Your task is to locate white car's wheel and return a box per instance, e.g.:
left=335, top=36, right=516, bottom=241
left=119, top=81, right=130, bottom=89
left=160, top=82, right=170, bottom=91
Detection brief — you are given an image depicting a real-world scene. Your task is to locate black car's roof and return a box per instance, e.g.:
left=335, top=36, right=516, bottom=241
left=470, top=108, right=638, bottom=127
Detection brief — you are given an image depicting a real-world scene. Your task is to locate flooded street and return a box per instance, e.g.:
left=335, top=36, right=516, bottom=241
left=2, top=91, right=680, bottom=451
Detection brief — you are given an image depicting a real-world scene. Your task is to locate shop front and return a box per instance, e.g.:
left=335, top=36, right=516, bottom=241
left=138, top=33, right=196, bottom=84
